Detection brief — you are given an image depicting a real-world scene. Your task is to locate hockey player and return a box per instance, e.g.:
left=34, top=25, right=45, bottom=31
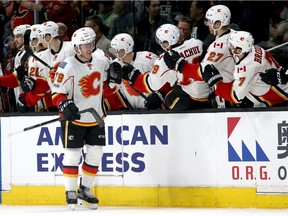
left=16, top=24, right=56, bottom=112
left=108, top=33, right=159, bottom=110
left=116, top=23, right=210, bottom=110
left=52, top=28, right=116, bottom=210
left=0, top=24, right=31, bottom=112
left=201, top=31, right=286, bottom=107
left=19, top=21, right=75, bottom=110
left=163, top=5, right=236, bottom=108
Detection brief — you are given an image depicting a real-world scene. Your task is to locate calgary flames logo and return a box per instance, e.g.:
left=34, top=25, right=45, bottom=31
left=79, top=72, right=101, bottom=98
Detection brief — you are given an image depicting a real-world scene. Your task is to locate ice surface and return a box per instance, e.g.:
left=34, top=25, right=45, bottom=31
left=0, top=205, right=287, bottom=216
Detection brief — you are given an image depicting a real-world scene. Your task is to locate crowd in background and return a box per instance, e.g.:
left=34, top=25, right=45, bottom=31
left=0, top=0, right=287, bottom=113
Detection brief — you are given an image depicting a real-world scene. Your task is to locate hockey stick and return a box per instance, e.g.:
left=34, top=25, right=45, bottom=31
left=8, top=107, right=104, bottom=137
left=20, top=29, right=33, bottom=66
left=23, top=29, right=56, bottom=72
left=266, top=41, right=288, bottom=52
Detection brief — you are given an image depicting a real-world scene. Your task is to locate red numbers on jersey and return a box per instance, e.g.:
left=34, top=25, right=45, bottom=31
left=207, top=52, right=224, bottom=62
left=29, top=67, right=40, bottom=77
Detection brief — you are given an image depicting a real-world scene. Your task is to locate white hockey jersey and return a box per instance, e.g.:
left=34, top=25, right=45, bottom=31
left=232, top=45, right=287, bottom=107
left=52, top=52, right=110, bottom=124
left=149, top=37, right=209, bottom=99
left=201, top=29, right=236, bottom=82
left=120, top=51, right=158, bottom=109
left=39, top=41, right=75, bottom=89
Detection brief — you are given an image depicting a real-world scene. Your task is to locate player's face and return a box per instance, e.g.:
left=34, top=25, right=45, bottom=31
left=160, top=41, right=170, bottom=51
left=39, top=36, right=48, bottom=48
left=14, top=34, right=24, bottom=50
left=78, top=42, right=94, bottom=59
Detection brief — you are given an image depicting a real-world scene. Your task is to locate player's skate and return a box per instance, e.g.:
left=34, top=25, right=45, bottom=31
left=77, top=184, right=99, bottom=209
left=65, top=191, right=77, bottom=210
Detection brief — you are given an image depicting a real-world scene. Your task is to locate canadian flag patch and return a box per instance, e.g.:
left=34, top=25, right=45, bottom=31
left=214, top=43, right=223, bottom=48
left=237, top=66, right=246, bottom=73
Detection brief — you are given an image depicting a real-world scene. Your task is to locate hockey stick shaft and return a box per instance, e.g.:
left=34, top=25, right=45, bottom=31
left=23, top=29, right=56, bottom=72
left=21, top=29, right=33, bottom=66
left=266, top=41, right=288, bottom=52
left=8, top=108, right=104, bottom=136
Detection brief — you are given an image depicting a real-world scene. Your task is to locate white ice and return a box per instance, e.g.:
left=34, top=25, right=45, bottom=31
left=0, top=205, right=287, bottom=216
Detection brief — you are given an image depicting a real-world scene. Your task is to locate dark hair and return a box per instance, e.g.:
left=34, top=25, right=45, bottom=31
left=195, top=0, right=211, bottom=13
left=85, top=15, right=110, bottom=36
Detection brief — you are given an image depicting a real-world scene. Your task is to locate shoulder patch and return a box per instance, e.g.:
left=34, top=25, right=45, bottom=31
left=59, top=62, right=67, bottom=69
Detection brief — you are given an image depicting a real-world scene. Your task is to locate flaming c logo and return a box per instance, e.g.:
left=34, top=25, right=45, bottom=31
left=79, top=72, right=101, bottom=98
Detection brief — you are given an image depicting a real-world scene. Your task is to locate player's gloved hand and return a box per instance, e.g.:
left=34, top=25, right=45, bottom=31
left=59, top=99, right=81, bottom=121
left=144, top=91, right=164, bottom=110
left=107, top=62, right=123, bottom=84
left=16, top=66, right=28, bottom=82
left=16, top=94, right=29, bottom=112
left=163, top=50, right=187, bottom=72
left=201, top=64, right=223, bottom=88
left=122, top=64, right=141, bottom=83
left=21, top=76, right=35, bottom=93
left=260, top=67, right=288, bottom=86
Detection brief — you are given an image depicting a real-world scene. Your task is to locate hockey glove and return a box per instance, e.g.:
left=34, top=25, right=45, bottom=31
left=59, top=99, right=81, bottom=121
left=201, top=64, right=223, bottom=88
left=16, top=94, right=29, bottom=113
left=163, top=50, right=187, bottom=72
left=16, top=65, right=28, bottom=82
left=260, top=67, right=288, bottom=86
left=122, top=64, right=141, bottom=84
left=144, top=91, right=164, bottom=110
left=107, top=62, right=123, bottom=84
left=21, top=76, right=36, bottom=93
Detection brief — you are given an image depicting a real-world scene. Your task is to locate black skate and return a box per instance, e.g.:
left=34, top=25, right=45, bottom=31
left=65, top=191, right=77, bottom=210
left=77, top=184, right=99, bottom=209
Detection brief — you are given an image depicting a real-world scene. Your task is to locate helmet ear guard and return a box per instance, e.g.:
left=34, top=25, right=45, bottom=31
left=29, top=24, right=42, bottom=47
left=229, top=31, right=254, bottom=55
left=155, top=24, right=180, bottom=51
left=71, top=28, right=94, bottom=55
left=110, top=33, right=134, bottom=59
left=205, top=5, right=231, bottom=27
left=38, top=21, right=59, bottom=43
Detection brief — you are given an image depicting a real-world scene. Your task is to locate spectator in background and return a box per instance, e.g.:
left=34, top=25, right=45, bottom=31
left=177, top=16, right=192, bottom=41
left=268, top=1, right=288, bottom=46
left=134, top=0, right=171, bottom=55
left=84, top=15, right=113, bottom=58
left=4, top=0, right=44, bottom=28
left=57, top=22, right=70, bottom=41
left=238, top=1, right=271, bottom=45
left=110, top=0, right=134, bottom=39
left=98, top=1, right=118, bottom=40
left=189, top=0, right=211, bottom=41
left=44, top=1, right=77, bottom=39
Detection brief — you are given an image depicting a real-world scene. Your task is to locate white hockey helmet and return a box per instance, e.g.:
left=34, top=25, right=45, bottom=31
left=110, top=33, right=134, bottom=55
left=75, top=27, right=96, bottom=39
left=29, top=24, right=41, bottom=47
left=155, top=24, right=180, bottom=50
left=13, top=24, right=31, bottom=36
left=229, top=31, right=254, bottom=55
left=72, top=28, right=94, bottom=49
left=205, top=5, right=231, bottom=27
left=38, top=21, right=59, bottom=39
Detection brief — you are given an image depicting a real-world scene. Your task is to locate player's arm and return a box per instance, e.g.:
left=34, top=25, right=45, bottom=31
left=23, top=78, right=51, bottom=106
left=0, top=73, right=19, bottom=88
left=162, top=50, right=203, bottom=81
